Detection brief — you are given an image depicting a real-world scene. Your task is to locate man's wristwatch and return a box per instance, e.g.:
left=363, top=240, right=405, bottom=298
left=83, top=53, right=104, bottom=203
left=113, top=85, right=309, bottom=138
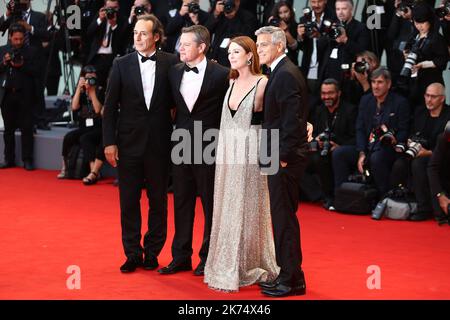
left=437, top=192, right=445, bottom=198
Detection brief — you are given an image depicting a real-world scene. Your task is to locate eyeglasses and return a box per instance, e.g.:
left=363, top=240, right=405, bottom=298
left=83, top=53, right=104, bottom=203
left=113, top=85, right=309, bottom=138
left=424, top=94, right=444, bottom=99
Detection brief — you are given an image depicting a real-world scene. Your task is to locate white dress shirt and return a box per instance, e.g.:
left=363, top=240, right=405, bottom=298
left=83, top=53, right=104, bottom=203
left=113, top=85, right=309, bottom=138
left=180, top=57, right=207, bottom=113
left=270, top=54, right=287, bottom=72
left=137, top=50, right=156, bottom=110
left=307, top=11, right=324, bottom=80
left=97, top=18, right=118, bottom=54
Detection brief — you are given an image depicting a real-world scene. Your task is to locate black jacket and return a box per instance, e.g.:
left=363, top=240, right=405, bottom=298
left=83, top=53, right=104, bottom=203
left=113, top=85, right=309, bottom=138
left=309, top=100, right=358, bottom=146
left=262, top=56, right=309, bottom=163
left=411, top=105, right=450, bottom=150
left=428, top=133, right=450, bottom=196
left=320, top=18, right=370, bottom=82
left=205, top=8, right=258, bottom=67
left=102, top=50, right=179, bottom=158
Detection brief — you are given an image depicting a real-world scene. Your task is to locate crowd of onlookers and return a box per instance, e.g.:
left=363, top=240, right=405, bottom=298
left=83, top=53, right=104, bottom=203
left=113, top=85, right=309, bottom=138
left=1, top=0, right=449, bottom=223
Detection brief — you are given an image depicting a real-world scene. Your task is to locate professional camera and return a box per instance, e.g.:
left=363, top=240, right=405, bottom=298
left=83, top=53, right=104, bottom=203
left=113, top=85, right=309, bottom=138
left=104, top=7, right=118, bottom=20
left=85, top=76, right=97, bottom=86
left=9, top=49, right=23, bottom=65
left=322, top=19, right=343, bottom=40
left=354, top=59, right=370, bottom=74
left=317, top=128, right=335, bottom=157
left=405, top=133, right=428, bottom=158
left=372, top=125, right=396, bottom=145
left=269, top=17, right=281, bottom=27
left=7, top=0, right=27, bottom=20
left=221, top=0, right=236, bottom=14
left=436, top=1, right=450, bottom=19
left=400, top=47, right=419, bottom=77
left=134, top=6, right=147, bottom=16
left=301, top=7, right=318, bottom=38
left=397, top=0, right=416, bottom=14
left=187, top=2, right=200, bottom=14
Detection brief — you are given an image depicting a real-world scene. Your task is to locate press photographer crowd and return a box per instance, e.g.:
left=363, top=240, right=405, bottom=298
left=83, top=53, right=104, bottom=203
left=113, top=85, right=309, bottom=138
left=1, top=0, right=450, bottom=226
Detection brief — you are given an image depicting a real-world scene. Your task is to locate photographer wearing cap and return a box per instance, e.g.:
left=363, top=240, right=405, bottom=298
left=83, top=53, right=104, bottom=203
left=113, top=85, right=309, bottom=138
left=398, top=2, right=449, bottom=108
left=165, top=0, right=209, bottom=53
left=0, top=23, right=39, bottom=170
left=86, top=0, right=127, bottom=87
left=332, top=67, right=410, bottom=197
left=392, top=83, right=450, bottom=221
left=205, top=0, right=258, bottom=67
left=428, top=121, right=450, bottom=225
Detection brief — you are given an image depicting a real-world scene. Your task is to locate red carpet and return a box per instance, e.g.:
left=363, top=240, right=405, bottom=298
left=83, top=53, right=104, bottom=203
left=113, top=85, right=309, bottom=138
left=0, top=169, right=449, bottom=300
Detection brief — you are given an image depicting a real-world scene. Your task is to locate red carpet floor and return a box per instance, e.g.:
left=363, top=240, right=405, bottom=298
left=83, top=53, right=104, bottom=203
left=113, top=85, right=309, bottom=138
left=0, top=169, right=449, bottom=300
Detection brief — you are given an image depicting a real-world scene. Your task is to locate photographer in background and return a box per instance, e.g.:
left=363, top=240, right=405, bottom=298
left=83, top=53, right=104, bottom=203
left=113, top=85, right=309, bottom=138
left=123, top=0, right=153, bottom=54
left=165, top=0, right=209, bottom=53
left=57, top=65, right=104, bottom=180
left=267, top=1, right=298, bottom=65
left=86, top=0, right=127, bottom=87
left=332, top=67, right=410, bottom=197
left=320, top=0, right=370, bottom=84
left=341, top=50, right=380, bottom=106
left=428, top=122, right=450, bottom=225
left=392, top=83, right=450, bottom=221
left=205, top=0, right=258, bottom=67
left=297, top=0, right=335, bottom=98
left=0, top=23, right=39, bottom=170
left=307, top=78, right=357, bottom=210
left=398, top=2, right=449, bottom=108
left=1, top=0, right=50, bottom=131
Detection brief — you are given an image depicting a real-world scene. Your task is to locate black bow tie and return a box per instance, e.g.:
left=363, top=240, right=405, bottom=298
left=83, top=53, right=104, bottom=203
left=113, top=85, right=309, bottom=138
left=139, top=52, right=156, bottom=63
left=184, top=64, right=199, bottom=74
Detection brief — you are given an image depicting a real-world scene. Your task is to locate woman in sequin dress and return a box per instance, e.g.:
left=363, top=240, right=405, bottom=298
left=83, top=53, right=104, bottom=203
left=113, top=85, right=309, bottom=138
left=204, top=36, right=280, bottom=292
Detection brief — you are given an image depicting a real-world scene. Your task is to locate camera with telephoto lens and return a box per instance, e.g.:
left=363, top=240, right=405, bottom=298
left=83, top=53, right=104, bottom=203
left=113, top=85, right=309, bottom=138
left=187, top=2, right=200, bottom=14
left=400, top=48, right=419, bottom=78
left=134, top=6, right=147, bottom=16
left=85, top=76, right=97, bottom=86
left=372, top=125, right=396, bottom=145
left=354, top=59, right=370, bottom=74
left=105, top=7, right=118, bottom=20
left=9, top=49, right=23, bottom=65
left=301, top=7, right=318, bottom=38
left=322, top=19, right=343, bottom=40
left=436, top=1, right=450, bottom=19
left=405, top=133, right=428, bottom=158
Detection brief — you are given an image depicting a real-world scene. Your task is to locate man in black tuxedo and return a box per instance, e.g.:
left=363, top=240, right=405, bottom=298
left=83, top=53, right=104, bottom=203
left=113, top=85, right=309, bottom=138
left=256, top=26, right=309, bottom=297
left=0, top=23, right=39, bottom=170
left=0, top=0, right=50, bottom=131
left=86, top=0, right=127, bottom=87
left=102, top=14, right=178, bottom=273
left=158, top=25, right=229, bottom=276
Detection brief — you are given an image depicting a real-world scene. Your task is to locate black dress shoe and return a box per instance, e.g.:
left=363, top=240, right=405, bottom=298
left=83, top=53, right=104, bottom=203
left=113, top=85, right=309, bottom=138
left=120, top=257, right=143, bottom=273
left=0, top=162, right=16, bottom=169
left=158, top=261, right=192, bottom=275
left=258, top=277, right=281, bottom=290
left=23, top=160, right=35, bottom=171
left=193, top=262, right=205, bottom=276
left=261, top=282, right=306, bottom=297
left=143, top=256, right=158, bottom=270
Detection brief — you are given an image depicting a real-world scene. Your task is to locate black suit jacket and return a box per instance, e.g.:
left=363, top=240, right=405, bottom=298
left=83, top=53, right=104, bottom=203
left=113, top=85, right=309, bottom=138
left=320, top=18, right=370, bottom=82
left=0, top=10, right=49, bottom=51
left=428, top=133, right=450, bottom=196
left=356, top=91, right=410, bottom=153
left=0, top=44, right=39, bottom=102
left=263, top=56, right=309, bottom=164
left=297, top=9, right=335, bottom=78
left=86, top=16, right=127, bottom=63
left=310, top=100, right=358, bottom=146
left=411, top=105, right=450, bottom=150
left=102, top=50, right=179, bottom=158
left=169, top=59, right=229, bottom=130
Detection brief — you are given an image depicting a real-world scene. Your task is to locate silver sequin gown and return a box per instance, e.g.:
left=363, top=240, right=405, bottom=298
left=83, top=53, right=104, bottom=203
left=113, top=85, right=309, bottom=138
left=204, top=78, right=280, bottom=292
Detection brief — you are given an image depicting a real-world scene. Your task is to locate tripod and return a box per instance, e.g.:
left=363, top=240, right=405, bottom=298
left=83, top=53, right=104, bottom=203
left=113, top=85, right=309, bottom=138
left=44, top=0, right=77, bottom=127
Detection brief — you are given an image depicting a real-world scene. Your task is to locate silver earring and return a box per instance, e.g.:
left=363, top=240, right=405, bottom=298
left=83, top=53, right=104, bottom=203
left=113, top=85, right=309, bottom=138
left=247, top=59, right=251, bottom=65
